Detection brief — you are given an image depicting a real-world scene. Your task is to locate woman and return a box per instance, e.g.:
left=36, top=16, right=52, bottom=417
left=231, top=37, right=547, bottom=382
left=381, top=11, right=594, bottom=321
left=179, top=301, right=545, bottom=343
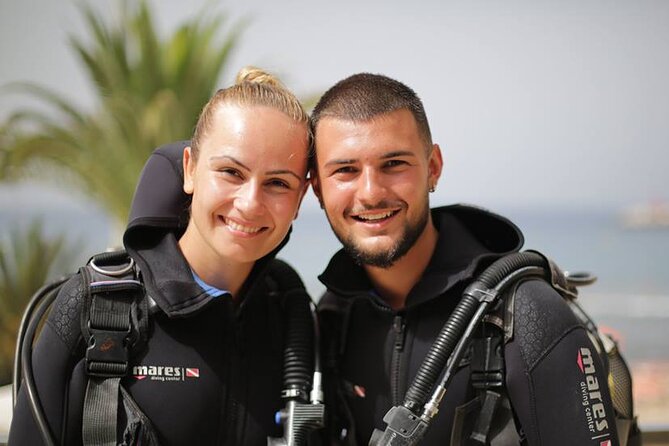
left=10, top=67, right=315, bottom=445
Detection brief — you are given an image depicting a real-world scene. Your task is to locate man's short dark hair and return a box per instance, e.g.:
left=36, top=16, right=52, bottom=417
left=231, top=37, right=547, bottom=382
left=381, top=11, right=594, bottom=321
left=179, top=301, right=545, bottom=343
left=310, top=73, right=433, bottom=152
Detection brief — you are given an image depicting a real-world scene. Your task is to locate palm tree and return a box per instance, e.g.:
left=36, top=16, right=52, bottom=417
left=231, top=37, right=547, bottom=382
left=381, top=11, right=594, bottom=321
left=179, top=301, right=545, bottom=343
left=0, top=221, right=78, bottom=385
left=0, top=0, right=244, bottom=229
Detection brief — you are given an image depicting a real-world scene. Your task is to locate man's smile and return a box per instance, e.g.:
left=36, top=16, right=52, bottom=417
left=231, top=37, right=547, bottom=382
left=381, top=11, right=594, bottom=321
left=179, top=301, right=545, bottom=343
left=350, top=209, right=400, bottom=223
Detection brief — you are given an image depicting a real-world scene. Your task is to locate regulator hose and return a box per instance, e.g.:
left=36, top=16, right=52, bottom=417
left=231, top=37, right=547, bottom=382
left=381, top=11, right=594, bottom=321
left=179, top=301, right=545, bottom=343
left=267, top=259, right=324, bottom=446
left=20, top=277, right=65, bottom=446
left=268, top=259, right=314, bottom=399
left=403, top=251, right=546, bottom=411
left=13, top=275, right=71, bottom=406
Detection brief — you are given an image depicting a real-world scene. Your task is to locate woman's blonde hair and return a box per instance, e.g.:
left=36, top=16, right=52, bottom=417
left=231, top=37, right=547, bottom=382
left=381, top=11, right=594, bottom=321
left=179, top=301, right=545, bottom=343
left=190, top=66, right=310, bottom=159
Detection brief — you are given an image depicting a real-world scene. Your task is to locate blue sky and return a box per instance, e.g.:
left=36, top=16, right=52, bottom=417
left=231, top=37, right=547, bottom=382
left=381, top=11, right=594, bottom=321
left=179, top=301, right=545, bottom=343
left=1, top=0, right=668, bottom=212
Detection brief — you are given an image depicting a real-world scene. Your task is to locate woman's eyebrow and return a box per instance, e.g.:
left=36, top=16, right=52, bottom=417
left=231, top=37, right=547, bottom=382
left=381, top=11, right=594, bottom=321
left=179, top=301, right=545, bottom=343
left=210, top=155, right=302, bottom=181
left=266, top=169, right=303, bottom=181
left=209, top=155, right=250, bottom=172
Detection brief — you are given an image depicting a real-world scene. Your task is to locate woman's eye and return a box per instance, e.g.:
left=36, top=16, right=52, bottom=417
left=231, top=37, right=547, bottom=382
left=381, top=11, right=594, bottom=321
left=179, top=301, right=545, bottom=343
left=218, top=168, right=242, bottom=178
left=267, top=179, right=290, bottom=189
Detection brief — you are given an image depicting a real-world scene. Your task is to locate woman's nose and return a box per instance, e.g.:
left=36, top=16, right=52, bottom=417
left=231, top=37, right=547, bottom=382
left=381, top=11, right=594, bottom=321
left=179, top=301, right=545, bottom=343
left=234, top=181, right=263, bottom=217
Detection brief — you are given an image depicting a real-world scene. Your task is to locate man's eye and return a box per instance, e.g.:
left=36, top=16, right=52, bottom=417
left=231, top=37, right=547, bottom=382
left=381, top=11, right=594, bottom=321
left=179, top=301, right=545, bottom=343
left=333, top=166, right=357, bottom=175
left=384, top=160, right=408, bottom=168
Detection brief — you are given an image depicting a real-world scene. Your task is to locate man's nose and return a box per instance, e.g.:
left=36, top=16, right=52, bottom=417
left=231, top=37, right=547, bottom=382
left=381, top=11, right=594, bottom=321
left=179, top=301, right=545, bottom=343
left=235, top=181, right=263, bottom=217
left=357, top=168, right=386, bottom=204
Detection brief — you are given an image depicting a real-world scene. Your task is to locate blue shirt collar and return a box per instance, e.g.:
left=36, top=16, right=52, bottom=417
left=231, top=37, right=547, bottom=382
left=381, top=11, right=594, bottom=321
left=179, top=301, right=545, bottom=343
left=191, top=269, right=230, bottom=298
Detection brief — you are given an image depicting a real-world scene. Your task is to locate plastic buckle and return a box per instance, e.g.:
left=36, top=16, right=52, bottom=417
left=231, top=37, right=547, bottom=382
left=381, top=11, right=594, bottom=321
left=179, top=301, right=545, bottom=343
left=85, top=328, right=131, bottom=377
left=470, top=336, right=504, bottom=390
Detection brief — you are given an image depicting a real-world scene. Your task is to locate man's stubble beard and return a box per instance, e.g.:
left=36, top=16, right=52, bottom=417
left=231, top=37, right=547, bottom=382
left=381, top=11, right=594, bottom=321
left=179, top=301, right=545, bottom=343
left=325, top=196, right=430, bottom=269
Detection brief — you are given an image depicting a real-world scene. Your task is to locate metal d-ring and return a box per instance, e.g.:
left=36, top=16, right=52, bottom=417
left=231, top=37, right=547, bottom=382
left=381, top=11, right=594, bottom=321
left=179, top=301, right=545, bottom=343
left=89, top=256, right=135, bottom=277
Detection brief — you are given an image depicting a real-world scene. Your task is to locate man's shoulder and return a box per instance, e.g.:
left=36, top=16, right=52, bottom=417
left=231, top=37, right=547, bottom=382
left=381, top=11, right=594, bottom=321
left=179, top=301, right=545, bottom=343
left=507, top=278, right=583, bottom=366
left=510, top=278, right=579, bottom=327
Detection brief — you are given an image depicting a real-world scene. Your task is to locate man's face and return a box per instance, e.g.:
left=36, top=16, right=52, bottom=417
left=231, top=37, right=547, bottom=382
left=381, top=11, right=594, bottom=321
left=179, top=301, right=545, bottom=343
left=312, top=108, right=442, bottom=268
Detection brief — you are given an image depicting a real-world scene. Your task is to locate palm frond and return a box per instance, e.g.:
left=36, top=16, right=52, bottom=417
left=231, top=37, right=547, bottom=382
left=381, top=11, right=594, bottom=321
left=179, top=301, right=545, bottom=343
left=0, top=220, right=78, bottom=384
left=1, top=0, right=245, bottom=225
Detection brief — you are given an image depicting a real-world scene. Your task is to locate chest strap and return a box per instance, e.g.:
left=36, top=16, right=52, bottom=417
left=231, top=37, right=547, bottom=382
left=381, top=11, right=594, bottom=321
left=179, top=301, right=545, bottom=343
left=79, top=251, right=148, bottom=446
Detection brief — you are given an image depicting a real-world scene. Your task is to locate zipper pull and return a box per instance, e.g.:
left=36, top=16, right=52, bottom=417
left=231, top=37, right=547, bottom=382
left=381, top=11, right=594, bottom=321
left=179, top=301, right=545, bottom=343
left=393, top=315, right=406, bottom=351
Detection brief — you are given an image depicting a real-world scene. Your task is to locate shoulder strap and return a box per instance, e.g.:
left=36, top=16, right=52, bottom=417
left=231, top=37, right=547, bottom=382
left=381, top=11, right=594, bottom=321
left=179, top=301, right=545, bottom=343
left=318, top=294, right=358, bottom=445
left=466, top=292, right=522, bottom=446
left=79, top=250, right=148, bottom=446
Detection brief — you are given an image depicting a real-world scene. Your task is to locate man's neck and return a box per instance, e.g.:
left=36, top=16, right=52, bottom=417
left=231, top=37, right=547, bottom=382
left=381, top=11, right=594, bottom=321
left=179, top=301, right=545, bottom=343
left=364, top=220, right=439, bottom=310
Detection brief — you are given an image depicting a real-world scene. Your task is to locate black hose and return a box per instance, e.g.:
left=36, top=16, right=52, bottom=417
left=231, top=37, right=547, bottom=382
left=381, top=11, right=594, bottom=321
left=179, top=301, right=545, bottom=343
left=403, top=251, right=546, bottom=411
left=476, top=252, right=545, bottom=288
left=269, top=259, right=314, bottom=398
left=21, top=278, right=61, bottom=446
left=13, top=276, right=71, bottom=406
left=403, top=292, right=479, bottom=410
left=283, top=292, right=314, bottom=394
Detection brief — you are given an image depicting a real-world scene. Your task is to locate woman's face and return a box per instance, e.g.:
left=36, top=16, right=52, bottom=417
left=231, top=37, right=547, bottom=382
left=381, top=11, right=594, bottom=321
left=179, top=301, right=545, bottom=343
left=181, top=104, right=309, bottom=267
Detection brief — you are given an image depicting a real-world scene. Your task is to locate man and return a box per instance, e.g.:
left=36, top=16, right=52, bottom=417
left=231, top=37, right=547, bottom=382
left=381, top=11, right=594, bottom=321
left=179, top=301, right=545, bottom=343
left=310, top=73, right=622, bottom=445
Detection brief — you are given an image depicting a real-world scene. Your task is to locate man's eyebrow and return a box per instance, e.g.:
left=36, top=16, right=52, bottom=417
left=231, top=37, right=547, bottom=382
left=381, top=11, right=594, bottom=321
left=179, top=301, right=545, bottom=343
left=381, top=150, right=415, bottom=159
left=324, top=158, right=357, bottom=168
left=323, top=150, right=415, bottom=168
left=210, top=155, right=303, bottom=181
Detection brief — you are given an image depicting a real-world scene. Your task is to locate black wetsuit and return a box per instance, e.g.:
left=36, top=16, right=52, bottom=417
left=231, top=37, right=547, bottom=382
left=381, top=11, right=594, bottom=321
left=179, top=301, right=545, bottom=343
left=9, top=142, right=305, bottom=445
left=318, top=205, right=620, bottom=445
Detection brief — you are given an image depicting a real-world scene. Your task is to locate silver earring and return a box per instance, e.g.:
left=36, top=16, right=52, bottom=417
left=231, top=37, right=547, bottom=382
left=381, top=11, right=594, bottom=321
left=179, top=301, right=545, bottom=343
left=429, top=185, right=436, bottom=193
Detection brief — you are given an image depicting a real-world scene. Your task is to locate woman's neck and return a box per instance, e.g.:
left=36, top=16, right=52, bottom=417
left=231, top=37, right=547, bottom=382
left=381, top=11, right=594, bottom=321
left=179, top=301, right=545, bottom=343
left=178, top=228, right=254, bottom=299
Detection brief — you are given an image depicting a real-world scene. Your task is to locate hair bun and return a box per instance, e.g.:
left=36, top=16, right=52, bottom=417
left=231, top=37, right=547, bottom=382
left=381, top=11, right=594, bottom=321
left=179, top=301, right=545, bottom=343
left=235, top=66, right=282, bottom=87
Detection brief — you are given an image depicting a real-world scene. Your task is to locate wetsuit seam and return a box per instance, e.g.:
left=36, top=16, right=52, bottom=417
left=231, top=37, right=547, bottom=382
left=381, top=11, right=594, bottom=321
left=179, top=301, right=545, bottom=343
left=519, top=323, right=581, bottom=445
left=526, top=370, right=542, bottom=446
left=45, top=318, right=84, bottom=356
left=526, top=324, right=582, bottom=372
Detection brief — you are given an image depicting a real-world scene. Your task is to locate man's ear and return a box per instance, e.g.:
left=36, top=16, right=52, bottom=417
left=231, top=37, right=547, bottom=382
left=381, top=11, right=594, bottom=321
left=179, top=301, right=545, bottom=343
left=428, top=143, right=444, bottom=190
left=183, top=146, right=195, bottom=194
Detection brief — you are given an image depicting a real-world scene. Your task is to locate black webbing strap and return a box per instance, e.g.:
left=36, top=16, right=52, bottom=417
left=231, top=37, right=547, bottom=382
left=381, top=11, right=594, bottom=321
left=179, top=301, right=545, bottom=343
left=82, top=378, right=122, bottom=446
left=79, top=254, right=145, bottom=446
left=467, top=324, right=506, bottom=444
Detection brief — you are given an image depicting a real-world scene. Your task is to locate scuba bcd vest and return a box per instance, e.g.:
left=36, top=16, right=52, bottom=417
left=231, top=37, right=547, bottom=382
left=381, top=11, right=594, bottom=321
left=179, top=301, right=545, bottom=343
left=13, top=249, right=324, bottom=446
left=326, top=250, right=640, bottom=446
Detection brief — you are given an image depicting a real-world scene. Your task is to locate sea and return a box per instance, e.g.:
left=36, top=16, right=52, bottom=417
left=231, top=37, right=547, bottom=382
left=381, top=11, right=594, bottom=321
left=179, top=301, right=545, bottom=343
left=1, top=204, right=668, bottom=362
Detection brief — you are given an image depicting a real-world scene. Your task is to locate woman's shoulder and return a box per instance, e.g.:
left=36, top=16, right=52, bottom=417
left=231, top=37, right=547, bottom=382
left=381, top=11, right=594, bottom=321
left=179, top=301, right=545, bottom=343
left=45, top=272, right=86, bottom=349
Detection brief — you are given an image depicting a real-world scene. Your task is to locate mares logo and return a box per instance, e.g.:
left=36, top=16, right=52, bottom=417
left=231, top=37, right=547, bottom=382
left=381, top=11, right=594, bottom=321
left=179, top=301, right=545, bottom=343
left=577, top=348, right=610, bottom=440
left=133, top=365, right=200, bottom=382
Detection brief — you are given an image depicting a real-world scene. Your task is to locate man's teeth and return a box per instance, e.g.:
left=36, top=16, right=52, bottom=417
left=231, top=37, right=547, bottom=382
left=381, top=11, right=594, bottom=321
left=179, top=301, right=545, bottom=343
left=227, top=220, right=262, bottom=233
left=357, top=211, right=395, bottom=221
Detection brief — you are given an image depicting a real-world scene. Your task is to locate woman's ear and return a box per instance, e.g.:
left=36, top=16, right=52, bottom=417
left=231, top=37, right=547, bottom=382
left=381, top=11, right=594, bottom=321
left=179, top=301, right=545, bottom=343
left=183, top=146, right=195, bottom=194
left=293, top=180, right=310, bottom=220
